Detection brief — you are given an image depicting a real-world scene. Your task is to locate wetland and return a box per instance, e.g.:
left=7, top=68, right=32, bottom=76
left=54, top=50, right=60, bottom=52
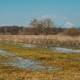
left=0, top=40, right=80, bottom=80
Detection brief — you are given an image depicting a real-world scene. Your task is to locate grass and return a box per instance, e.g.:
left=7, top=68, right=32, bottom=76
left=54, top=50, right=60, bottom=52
left=0, top=44, right=80, bottom=79
left=0, top=35, right=80, bottom=48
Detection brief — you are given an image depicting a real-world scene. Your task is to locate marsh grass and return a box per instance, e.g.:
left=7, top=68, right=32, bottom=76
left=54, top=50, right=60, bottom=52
left=0, top=55, right=32, bottom=80
left=0, top=44, right=80, bottom=79
left=0, top=55, right=11, bottom=62
left=0, top=44, right=80, bottom=69
left=0, top=35, right=80, bottom=48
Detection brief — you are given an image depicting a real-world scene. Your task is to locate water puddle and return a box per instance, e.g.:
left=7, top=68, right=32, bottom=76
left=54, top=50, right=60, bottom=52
left=0, top=41, right=80, bottom=71
left=0, top=41, right=80, bottom=53
left=50, top=47, right=80, bottom=53
left=0, top=49, right=62, bottom=71
left=22, top=44, right=80, bottom=53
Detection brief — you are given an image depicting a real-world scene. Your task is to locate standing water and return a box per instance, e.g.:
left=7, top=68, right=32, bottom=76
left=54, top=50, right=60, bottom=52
left=22, top=44, right=80, bottom=53
left=0, top=41, right=80, bottom=53
left=0, top=49, right=62, bottom=71
left=0, top=41, right=80, bottom=71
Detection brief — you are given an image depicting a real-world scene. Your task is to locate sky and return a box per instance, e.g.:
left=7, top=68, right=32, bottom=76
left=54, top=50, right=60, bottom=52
left=0, top=0, right=80, bottom=28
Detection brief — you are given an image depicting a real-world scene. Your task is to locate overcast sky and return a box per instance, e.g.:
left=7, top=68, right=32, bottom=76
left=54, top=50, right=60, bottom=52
left=0, top=0, right=80, bottom=28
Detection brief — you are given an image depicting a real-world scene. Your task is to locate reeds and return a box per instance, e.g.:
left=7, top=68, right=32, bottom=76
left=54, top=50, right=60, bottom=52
left=0, top=35, right=80, bottom=47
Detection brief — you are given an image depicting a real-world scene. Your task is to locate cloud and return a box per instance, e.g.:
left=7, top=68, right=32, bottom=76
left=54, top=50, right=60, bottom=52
left=65, top=22, right=74, bottom=28
left=42, top=14, right=57, bottom=19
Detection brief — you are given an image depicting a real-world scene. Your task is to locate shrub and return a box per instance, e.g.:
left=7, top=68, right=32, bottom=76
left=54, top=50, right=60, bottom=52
left=63, top=27, right=80, bottom=36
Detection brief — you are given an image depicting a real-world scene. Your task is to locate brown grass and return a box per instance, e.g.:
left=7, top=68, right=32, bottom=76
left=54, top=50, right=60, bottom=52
left=0, top=35, right=80, bottom=47
left=0, top=44, right=80, bottom=80
left=0, top=66, right=80, bottom=80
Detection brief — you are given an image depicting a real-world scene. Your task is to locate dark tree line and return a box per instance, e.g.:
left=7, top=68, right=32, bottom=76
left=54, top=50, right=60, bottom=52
left=0, top=26, right=65, bottom=35
left=63, top=27, right=80, bottom=36
left=0, top=26, right=23, bottom=35
left=0, top=18, right=66, bottom=35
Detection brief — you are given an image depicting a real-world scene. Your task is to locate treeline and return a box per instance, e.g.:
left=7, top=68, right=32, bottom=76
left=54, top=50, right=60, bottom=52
left=0, top=18, right=65, bottom=35
left=63, top=27, right=80, bottom=36
left=0, top=25, right=23, bottom=35
left=0, top=25, right=65, bottom=35
left=0, top=18, right=80, bottom=36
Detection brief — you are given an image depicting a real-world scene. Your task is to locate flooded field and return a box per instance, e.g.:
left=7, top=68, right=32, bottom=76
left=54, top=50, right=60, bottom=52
left=0, top=41, right=80, bottom=79
left=0, top=49, right=62, bottom=71
left=1, top=41, right=80, bottom=53
left=22, top=43, right=80, bottom=53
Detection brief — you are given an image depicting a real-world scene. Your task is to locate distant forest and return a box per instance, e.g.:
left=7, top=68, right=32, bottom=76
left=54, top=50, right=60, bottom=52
left=0, top=25, right=65, bottom=35
left=0, top=18, right=80, bottom=36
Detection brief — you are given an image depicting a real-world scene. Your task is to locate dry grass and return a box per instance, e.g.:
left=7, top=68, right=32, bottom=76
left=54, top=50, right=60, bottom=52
left=0, top=35, right=80, bottom=48
left=0, top=66, right=80, bottom=80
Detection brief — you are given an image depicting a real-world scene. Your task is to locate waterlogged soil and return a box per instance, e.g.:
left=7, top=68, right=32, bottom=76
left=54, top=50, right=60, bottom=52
left=0, top=49, right=62, bottom=71
left=22, top=44, right=80, bottom=53
left=0, top=41, right=80, bottom=71
left=1, top=41, right=80, bottom=53
left=0, top=42, right=80, bottom=79
left=0, top=42, right=80, bottom=68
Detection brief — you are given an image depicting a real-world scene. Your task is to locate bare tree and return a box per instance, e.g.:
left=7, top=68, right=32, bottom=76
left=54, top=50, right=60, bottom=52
left=39, top=18, right=53, bottom=34
left=42, top=18, right=53, bottom=28
left=39, top=18, right=53, bottom=45
left=29, top=18, right=38, bottom=28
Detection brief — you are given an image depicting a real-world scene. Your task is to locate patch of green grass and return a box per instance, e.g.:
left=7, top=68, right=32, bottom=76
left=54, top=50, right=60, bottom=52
left=0, top=44, right=80, bottom=70
left=0, top=44, right=80, bottom=79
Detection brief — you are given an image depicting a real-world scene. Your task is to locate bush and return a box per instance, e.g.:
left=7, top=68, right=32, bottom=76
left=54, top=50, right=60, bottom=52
left=63, top=27, right=80, bottom=36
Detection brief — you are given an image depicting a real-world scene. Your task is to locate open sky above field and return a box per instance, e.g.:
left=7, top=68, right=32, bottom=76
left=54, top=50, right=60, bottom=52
left=0, top=0, right=80, bottom=28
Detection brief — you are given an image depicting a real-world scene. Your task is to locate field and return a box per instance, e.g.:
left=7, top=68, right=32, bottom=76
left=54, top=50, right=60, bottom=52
left=1, top=0, right=80, bottom=79
left=0, top=43, right=80, bottom=80
left=0, top=35, right=80, bottom=48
